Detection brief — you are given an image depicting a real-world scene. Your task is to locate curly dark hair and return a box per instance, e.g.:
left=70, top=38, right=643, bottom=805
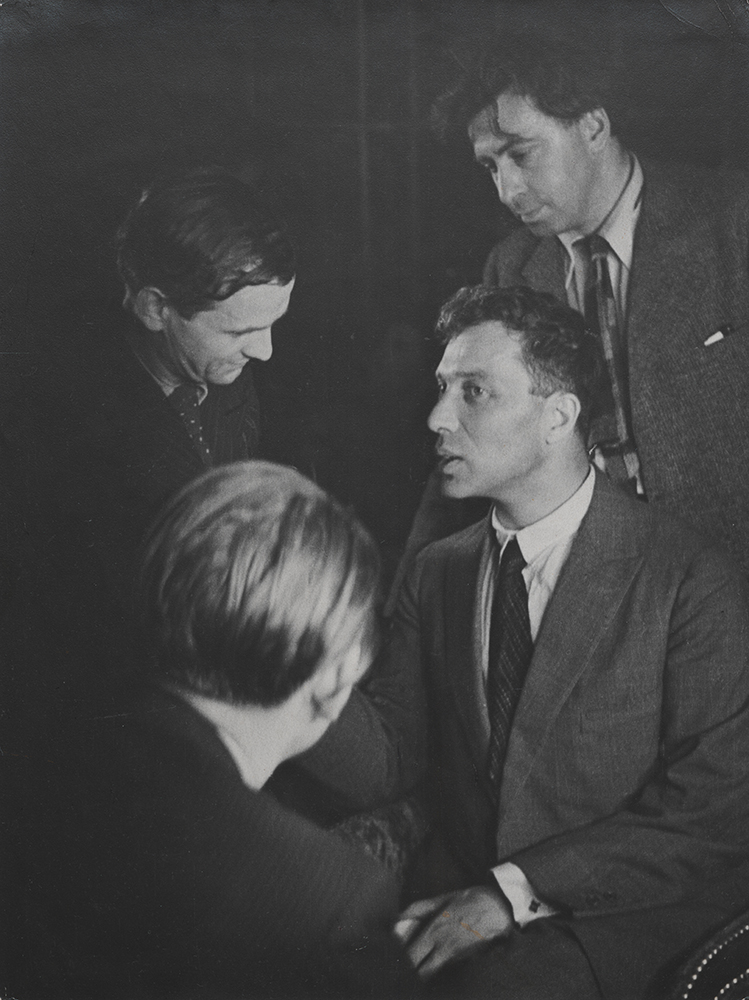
left=436, top=284, right=605, bottom=437
left=117, top=166, right=296, bottom=320
left=432, top=32, right=620, bottom=143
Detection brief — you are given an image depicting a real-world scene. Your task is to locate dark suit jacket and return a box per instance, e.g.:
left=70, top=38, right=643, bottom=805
left=393, top=473, right=749, bottom=992
left=399, top=161, right=749, bottom=582
left=2, top=315, right=261, bottom=706
left=16, top=685, right=418, bottom=999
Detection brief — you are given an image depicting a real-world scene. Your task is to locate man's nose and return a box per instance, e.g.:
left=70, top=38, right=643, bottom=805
left=493, top=161, right=523, bottom=207
left=427, top=391, right=457, bottom=434
left=243, top=328, right=273, bottom=361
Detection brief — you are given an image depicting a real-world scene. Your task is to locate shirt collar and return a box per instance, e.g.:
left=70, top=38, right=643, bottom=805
left=126, top=329, right=209, bottom=403
left=558, top=155, right=643, bottom=273
left=492, top=465, right=595, bottom=565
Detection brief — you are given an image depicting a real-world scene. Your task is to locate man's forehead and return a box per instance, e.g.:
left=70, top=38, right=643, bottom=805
left=438, top=322, right=522, bottom=370
left=468, top=90, right=557, bottom=146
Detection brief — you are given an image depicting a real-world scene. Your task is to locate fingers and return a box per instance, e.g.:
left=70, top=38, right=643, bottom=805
left=398, top=893, right=452, bottom=922
left=406, top=907, right=483, bottom=979
left=393, top=916, right=421, bottom=945
left=400, top=886, right=517, bottom=980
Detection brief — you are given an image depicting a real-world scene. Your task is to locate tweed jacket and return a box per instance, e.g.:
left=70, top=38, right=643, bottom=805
left=399, top=160, right=749, bottom=582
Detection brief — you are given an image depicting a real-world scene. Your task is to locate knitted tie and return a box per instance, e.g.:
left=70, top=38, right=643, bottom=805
left=578, top=234, right=641, bottom=490
left=169, top=383, right=213, bottom=467
left=486, top=537, right=533, bottom=814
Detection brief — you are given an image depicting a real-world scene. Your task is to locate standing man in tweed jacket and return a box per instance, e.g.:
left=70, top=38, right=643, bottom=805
left=398, top=33, right=749, bottom=582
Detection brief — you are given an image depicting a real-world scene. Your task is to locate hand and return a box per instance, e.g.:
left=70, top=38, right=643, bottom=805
left=393, top=884, right=515, bottom=979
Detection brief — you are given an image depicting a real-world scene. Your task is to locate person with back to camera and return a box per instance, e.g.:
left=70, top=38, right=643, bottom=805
left=17, top=460, right=420, bottom=1000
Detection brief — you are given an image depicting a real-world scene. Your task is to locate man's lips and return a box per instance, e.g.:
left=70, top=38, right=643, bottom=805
left=436, top=451, right=462, bottom=472
left=517, top=206, right=543, bottom=224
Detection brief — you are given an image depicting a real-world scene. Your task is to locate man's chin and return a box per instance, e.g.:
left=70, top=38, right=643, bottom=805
left=210, top=366, right=246, bottom=385
left=439, top=475, right=472, bottom=500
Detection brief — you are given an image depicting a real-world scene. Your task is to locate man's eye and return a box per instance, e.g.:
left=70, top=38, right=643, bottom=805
left=464, top=383, right=485, bottom=400
left=436, top=381, right=447, bottom=396
left=510, top=150, right=528, bottom=166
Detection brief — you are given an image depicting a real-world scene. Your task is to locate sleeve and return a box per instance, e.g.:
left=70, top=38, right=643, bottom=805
left=491, top=862, right=557, bottom=925
left=509, top=545, right=749, bottom=918
left=274, top=569, right=430, bottom=812
left=384, top=469, right=487, bottom=615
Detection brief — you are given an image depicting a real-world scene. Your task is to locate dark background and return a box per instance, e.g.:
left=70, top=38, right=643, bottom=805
left=1, top=0, right=748, bottom=575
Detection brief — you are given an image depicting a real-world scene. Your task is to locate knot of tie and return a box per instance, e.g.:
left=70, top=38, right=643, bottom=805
left=498, top=536, right=526, bottom=581
left=169, top=382, right=201, bottom=417
left=576, top=232, right=609, bottom=267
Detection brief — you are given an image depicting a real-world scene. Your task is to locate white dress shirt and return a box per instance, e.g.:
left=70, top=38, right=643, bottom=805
left=558, top=155, right=644, bottom=331
left=484, top=468, right=595, bottom=924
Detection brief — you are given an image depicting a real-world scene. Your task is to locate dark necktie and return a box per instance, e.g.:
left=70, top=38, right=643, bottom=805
left=486, top=536, right=533, bottom=815
left=577, top=233, right=641, bottom=490
left=169, top=383, right=213, bottom=467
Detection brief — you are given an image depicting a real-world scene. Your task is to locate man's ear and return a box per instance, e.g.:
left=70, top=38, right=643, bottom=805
left=545, top=392, right=581, bottom=444
left=132, top=286, right=171, bottom=332
left=308, top=659, right=354, bottom=725
left=579, top=107, right=610, bottom=151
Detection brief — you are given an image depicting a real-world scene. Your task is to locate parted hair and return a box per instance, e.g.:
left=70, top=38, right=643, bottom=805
left=432, top=32, right=620, bottom=143
left=137, top=462, right=380, bottom=707
left=436, top=284, right=605, bottom=437
left=117, top=166, right=296, bottom=320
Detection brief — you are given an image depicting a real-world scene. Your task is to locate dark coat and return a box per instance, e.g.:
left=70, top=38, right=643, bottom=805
left=16, top=685, right=417, bottom=999
left=2, top=317, right=262, bottom=711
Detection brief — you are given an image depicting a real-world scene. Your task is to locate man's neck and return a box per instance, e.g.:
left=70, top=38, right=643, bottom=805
left=181, top=690, right=294, bottom=789
left=581, top=141, right=632, bottom=237
left=492, top=455, right=591, bottom=532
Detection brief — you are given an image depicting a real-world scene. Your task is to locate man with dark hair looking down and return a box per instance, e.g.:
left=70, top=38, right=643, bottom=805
left=4, top=166, right=296, bottom=714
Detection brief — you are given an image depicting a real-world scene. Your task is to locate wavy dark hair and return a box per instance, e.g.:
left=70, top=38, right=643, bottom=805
left=432, top=32, right=621, bottom=143
left=436, top=284, right=605, bottom=438
left=117, top=166, right=296, bottom=319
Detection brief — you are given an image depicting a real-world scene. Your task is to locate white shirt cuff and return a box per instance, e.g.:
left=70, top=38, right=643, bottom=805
left=491, top=862, right=556, bottom=926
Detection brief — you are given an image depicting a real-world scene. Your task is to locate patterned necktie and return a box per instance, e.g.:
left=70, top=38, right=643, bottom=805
left=169, top=383, right=213, bottom=467
left=578, top=233, right=641, bottom=491
left=486, top=536, right=533, bottom=814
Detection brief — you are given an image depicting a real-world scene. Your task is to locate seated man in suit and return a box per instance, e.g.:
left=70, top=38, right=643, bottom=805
left=17, top=461, right=418, bottom=999
left=393, top=285, right=749, bottom=1000
left=395, top=32, right=749, bottom=596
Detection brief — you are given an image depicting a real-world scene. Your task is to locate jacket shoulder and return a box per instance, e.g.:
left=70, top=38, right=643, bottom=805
left=483, top=225, right=547, bottom=286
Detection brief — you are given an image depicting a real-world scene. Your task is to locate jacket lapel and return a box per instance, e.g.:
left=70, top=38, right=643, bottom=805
left=497, top=477, right=644, bottom=822
left=520, top=237, right=567, bottom=302
left=442, top=519, right=493, bottom=769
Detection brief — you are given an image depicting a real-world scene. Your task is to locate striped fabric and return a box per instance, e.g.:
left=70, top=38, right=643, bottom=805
left=579, top=233, right=642, bottom=491
left=486, top=537, right=533, bottom=822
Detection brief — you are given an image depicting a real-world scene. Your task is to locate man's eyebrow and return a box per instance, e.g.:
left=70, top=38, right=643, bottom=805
left=475, top=134, right=527, bottom=160
left=436, top=367, right=488, bottom=380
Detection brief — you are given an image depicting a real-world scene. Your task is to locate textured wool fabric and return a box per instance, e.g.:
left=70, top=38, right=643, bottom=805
left=389, top=471, right=749, bottom=995
left=394, top=161, right=749, bottom=588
